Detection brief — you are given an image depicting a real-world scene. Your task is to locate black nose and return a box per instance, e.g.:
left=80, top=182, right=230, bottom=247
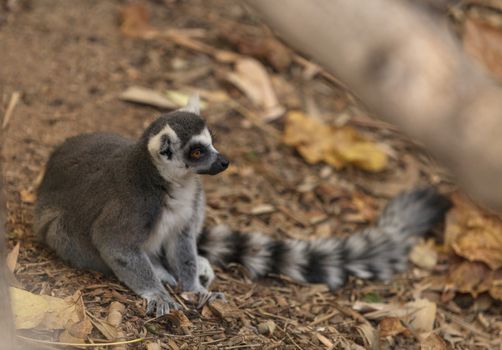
left=219, top=155, right=229, bottom=169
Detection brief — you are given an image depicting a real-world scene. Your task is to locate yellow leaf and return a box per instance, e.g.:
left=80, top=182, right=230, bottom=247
left=283, top=111, right=388, bottom=172
left=10, top=288, right=81, bottom=330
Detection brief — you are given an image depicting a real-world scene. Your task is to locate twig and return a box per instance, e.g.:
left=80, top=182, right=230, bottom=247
left=309, top=309, right=339, bottom=327
left=17, top=335, right=146, bottom=348
left=2, top=91, right=21, bottom=129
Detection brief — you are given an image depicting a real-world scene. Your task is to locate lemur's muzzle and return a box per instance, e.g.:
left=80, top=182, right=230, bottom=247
left=199, top=154, right=229, bottom=175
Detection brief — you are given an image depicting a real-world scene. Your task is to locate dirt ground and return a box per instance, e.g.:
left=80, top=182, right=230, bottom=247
left=1, top=0, right=501, bottom=349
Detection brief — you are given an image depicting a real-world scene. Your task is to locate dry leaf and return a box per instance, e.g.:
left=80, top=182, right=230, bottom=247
left=406, top=299, right=437, bottom=334
left=6, top=242, right=20, bottom=273
left=146, top=342, right=161, bottom=350
left=164, top=90, right=207, bottom=110
left=356, top=323, right=379, bottom=350
left=355, top=299, right=436, bottom=334
left=11, top=287, right=81, bottom=330
left=107, top=301, right=125, bottom=327
left=120, top=86, right=177, bottom=109
left=447, top=261, right=502, bottom=300
left=410, top=240, right=438, bottom=270
left=19, top=189, right=36, bottom=204
left=226, top=57, right=285, bottom=121
left=284, top=111, right=388, bottom=172
left=257, top=320, right=276, bottom=336
left=419, top=332, right=446, bottom=350
left=119, top=3, right=156, bottom=39
left=463, top=13, right=502, bottom=81
left=445, top=193, right=502, bottom=270
left=379, top=317, right=408, bottom=337
left=89, top=316, right=118, bottom=340
left=67, top=319, right=93, bottom=338
left=59, top=329, right=86, bottom=346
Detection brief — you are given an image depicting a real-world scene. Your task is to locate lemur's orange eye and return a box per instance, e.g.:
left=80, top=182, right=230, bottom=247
left=190, top=148, right=202, bottom=159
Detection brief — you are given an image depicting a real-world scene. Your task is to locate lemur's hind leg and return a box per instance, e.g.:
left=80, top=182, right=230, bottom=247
left=36, top=209, right=110, bottom=273
left=197, top=255, right=214, bottom=289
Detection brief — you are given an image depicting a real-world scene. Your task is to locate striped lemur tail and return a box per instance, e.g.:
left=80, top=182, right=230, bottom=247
left=198, top=187, right=451, bottom=290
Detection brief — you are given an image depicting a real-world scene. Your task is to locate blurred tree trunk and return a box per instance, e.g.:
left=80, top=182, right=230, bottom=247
left=247, top=0, right=502, bottom=212
left=0, top=159, right=15, bottom=349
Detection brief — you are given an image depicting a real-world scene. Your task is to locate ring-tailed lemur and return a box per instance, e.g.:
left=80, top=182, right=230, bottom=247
left=34, top=96, right=451, bottom=316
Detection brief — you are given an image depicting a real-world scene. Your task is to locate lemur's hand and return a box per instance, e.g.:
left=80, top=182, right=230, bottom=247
left=144, top=291, right=181, bottom=316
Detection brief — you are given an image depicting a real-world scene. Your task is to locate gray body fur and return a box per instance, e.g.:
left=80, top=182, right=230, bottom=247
left=35, top=98, right=450, bottom=316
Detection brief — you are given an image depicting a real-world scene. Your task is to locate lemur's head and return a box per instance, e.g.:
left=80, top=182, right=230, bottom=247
left=143, top=95, right=229, bottom=182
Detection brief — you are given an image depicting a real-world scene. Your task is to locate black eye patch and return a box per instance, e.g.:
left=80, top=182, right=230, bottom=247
left=159, top=134, right=172, bottom=159
left=188, top=144, right=207, bottom=160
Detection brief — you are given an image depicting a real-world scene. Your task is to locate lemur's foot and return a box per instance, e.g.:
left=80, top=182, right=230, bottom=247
left=197, top=255, right=215, bottom=288
left=144, top=292, right=181, bottom=316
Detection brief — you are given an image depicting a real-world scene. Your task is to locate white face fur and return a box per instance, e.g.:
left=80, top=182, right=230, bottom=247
left=146, top=96, right=229, bottom=183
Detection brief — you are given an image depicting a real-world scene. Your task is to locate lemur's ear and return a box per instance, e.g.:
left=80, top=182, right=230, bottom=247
left=180, top=94, right=200, bottom=115
left=159, top=134, right=173, bottom=160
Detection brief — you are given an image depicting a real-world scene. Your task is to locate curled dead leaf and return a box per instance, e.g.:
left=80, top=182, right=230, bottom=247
left=445, top=193, right=502, bottom=270
left=283, top=111, right=388, bottom=172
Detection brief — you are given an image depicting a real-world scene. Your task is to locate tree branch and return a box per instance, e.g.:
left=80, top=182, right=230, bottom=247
left=247, top=0, right=502, bottom=211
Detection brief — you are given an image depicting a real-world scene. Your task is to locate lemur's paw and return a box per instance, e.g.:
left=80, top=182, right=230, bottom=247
left=197, top=255, right=215, bottom=288
left=197, top=290, right=226, bottom=308
left=144, top=292, right=180, bottom=316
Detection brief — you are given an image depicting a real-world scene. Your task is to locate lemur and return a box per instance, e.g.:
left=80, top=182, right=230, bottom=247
left=34, top=96, right=451, bottom=316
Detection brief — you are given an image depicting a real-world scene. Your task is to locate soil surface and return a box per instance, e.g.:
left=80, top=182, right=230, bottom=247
left=1, top=1, right=501, bottom=349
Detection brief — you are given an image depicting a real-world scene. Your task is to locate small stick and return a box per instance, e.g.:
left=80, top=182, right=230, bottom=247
left=17, top=335, right=146, bottom=348
left=2, top=91, right=21, bottom=129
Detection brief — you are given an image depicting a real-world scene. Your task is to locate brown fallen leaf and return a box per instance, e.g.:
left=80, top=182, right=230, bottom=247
left=419, top=332, right=446, bottom=350
left=445, top=193, right=502, bottom=270
left=379, top=317, right=409, bottom=337
left=226, top=57, right=285, bottom=121
left=6, top=242, right=20, bottom=273
left=59, top=329, right=86, bottom=347
left=106, top=301, right=126, bottom=350
left=119, top=3, right=157, bottom=39
left=11, top=287, right=81, bottom=330
left=447, top=261, right=502, bottom=301
left=67, top=319, right=93, bottom=339
left=120, top=86, right=177, bottom=109
left=283, top=111, right=388, bottom=172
